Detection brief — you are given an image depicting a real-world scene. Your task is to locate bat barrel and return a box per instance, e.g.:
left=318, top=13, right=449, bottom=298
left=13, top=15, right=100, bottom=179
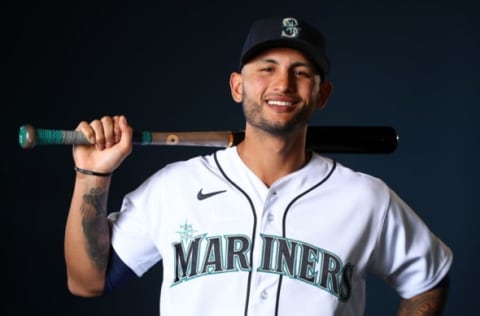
left=306, top=126, right=398, bottom=153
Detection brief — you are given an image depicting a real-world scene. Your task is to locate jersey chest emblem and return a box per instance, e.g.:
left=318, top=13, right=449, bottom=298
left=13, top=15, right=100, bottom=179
left=197, top=188, right=227, bottom=200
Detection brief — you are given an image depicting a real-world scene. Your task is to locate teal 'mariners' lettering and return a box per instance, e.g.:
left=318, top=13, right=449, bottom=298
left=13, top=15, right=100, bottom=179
left=172, top=233, right=352, bottom=301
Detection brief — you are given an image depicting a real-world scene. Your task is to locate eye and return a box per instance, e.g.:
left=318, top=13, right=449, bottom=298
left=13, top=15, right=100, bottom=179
left=294, top=70, right=313, bottom=78
left=260, top=66, right=275, bottom=72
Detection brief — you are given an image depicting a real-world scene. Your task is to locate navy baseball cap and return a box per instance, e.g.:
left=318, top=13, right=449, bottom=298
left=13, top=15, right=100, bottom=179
left=240, top=16, right=330, bottom=78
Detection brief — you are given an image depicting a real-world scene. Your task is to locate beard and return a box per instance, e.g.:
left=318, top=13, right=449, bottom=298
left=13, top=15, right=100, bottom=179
left=242, top=95, right=314, bottom=136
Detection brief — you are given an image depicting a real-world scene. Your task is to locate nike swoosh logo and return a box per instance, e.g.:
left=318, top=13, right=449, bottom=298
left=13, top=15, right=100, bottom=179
left=197, top=188, right=227, bottom=200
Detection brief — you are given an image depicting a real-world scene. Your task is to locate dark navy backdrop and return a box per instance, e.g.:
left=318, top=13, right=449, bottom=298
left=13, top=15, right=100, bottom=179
left=4, top=0, right=478, bottom=314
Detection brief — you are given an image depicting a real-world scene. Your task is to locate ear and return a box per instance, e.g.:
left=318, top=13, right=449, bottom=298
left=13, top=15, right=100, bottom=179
left=316, top=81, right=333, bottom=109
left=229, top=72, right=243, bottom=103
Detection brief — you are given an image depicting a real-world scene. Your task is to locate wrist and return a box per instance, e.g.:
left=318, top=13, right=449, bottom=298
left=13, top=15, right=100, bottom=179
left=74, top=166, right=113, bottom=177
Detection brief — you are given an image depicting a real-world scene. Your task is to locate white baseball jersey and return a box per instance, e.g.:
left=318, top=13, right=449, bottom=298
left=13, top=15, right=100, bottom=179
left=109, top=146, right=453, bottom=316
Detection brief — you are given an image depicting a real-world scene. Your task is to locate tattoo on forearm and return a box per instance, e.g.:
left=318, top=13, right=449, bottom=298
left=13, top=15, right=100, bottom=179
left=80, top=187, right=110, bottom=271
left=397, top=284, right=448, bottom=316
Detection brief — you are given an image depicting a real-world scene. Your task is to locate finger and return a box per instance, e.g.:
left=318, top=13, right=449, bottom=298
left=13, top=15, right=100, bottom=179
left=112, top=115, right=123, bottom=144
left=117, top=115, right=133, bottom=154
left=76, top=121, right=96, bottom=144
left=90, top=118, right=107, bottom=150
left=100, top=116, right=116, bottom=148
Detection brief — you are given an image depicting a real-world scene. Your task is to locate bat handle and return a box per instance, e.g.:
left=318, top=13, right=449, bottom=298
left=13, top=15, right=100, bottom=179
left=18, top=124, right=155, bottom=149
left=19, top=124, right=88, bottom=148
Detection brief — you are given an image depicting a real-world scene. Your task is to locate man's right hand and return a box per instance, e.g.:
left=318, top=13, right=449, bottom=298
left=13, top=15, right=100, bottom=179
left=72, top=115, right=133, bottom=175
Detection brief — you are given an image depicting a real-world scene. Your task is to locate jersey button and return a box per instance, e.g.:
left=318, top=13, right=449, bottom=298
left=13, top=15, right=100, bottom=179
left=261, top=290, right=268, bottom=299
left=267, top=214, right=274, bottom=222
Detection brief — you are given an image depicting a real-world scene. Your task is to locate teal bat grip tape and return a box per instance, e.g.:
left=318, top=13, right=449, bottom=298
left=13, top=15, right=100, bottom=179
left=35, top=128, right=65, bottom=145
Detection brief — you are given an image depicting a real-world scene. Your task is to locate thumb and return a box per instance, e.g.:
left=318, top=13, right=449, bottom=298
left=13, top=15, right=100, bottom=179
left=118, top=115, right=133, bottom=151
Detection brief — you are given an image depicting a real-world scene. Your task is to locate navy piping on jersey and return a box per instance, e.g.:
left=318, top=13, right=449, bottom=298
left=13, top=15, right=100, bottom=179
left=274, top=159, right=337, bottom=315
left=214, top=151, right=337, bottom=316
left=214, top=152, right=257, bottom=316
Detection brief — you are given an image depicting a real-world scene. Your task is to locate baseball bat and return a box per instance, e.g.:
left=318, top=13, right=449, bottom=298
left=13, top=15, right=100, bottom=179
left=18, top=124, right=398, bottom=153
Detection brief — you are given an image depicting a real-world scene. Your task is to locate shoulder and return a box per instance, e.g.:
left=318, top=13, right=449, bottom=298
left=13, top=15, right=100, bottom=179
left=155, top=148, right=225, bottom=175
left=134, top=148, right=230, bottom=189
left=314, top=154, right=390, bottom=196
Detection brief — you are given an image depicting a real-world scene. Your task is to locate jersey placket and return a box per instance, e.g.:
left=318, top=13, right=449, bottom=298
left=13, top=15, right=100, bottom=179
left=250, top=185, right=286, bottom=315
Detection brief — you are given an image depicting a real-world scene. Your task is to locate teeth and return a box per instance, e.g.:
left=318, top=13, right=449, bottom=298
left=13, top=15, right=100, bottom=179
left=268, top=100, right=293, bottom=106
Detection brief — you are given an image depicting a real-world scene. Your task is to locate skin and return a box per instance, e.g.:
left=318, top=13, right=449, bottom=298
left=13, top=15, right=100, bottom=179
left=398, top=276, right=450, bottom=315
left=229, top=48, right=331, bottom=186
left=64, top=115, right=133, bottom=296
left=64, top=47, right=449, bottom=314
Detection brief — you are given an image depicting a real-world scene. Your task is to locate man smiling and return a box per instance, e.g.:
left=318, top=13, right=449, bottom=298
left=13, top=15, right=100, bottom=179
left=64, top=16, right=452, bottom=315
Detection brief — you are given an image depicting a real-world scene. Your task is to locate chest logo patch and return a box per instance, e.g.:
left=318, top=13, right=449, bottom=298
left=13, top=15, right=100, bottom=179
left=197, top=188, right=227, bottom=200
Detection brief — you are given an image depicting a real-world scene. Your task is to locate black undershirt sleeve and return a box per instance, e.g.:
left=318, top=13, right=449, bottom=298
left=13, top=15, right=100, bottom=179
left=103, top=247, right=139, bottom=294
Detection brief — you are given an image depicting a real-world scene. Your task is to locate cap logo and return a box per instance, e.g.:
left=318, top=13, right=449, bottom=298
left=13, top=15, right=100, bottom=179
left=281, top=17, right=301, bottom=38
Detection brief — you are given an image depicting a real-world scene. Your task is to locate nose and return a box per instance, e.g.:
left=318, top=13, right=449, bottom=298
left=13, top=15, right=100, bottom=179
left=272, top=69, right=294, bottom=92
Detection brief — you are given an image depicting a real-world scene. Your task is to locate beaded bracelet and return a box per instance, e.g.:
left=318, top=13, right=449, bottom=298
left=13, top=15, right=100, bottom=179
left=74, top=166, right=113, bottom=177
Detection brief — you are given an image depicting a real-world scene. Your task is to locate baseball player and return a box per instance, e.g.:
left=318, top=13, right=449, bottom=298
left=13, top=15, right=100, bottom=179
left=64, top=16, right=453, bottom=315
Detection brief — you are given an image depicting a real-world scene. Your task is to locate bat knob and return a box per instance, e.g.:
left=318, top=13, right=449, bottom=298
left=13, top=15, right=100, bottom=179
left=19, top=124, right=36, bottom=149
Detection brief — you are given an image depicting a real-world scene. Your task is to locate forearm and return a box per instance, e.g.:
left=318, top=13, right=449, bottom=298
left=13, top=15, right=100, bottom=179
left=397, top=276, right=450, bottom=316
left=64, top=174, right=112, bottom=297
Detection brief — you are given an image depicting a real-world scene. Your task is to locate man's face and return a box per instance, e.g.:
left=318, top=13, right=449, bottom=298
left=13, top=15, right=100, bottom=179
left=231, top=47, right=330, bottom=135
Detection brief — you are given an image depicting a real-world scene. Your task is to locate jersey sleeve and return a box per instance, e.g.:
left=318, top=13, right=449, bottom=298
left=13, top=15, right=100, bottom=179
left=367, top=188, right=453, bottom=299
left=108, top=188, right=162, bottom=277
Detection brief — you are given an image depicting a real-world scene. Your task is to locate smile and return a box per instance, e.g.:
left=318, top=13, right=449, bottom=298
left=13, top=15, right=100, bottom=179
left=267, top=100, right=294, bottom=107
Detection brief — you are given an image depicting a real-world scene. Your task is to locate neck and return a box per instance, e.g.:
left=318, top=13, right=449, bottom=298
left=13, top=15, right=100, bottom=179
left=237, top=126, right=310, bottom=187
